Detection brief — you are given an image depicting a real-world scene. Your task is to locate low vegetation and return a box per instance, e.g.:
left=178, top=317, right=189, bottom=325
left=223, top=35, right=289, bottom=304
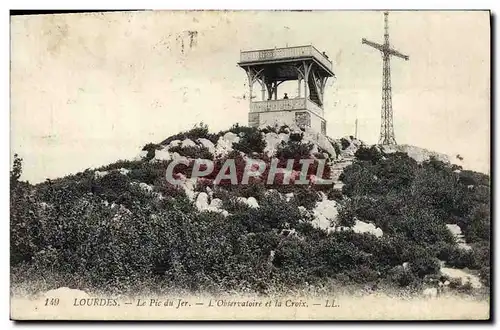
left=10, top=126, right=491, bottom=296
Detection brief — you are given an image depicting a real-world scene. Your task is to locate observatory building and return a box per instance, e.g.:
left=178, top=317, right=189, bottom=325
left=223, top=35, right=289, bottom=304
left=238, top=45, right=334, bottom=135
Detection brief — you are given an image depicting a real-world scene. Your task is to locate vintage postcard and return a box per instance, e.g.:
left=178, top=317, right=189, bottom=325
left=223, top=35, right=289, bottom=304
left=10, top=10, right=491, bottom=320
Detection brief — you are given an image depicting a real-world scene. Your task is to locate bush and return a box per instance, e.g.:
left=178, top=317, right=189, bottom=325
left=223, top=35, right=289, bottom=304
left=340, top=163, right=379, bottom=197
left=259, top=124, right=290, bottom=135
left=290, top=188, right=321, bottom=210
left=233, top=182, right=267, bottom=201
left=142, top=143, right=162, bottom=161
left=388, top=267, right=417, bottom=287
left=10, top=128, right=491, bottom=295
left=100, top=159, right=144, bottom=172
left=289, top=132, right=303, bottom=142
left=91, top=174, right=131, bottom=204
left=11, top=180, right=42, bottom=265
left=335, top=201, right=356, bottom=227
left=161, top=122, right=220, bottom=145
left=409, top=256, right=440, bottom=279
left=168, top=145, right=214, bottom=160
left=230, top=125, right=266, bottom=154
left=327, top=188, right=344, bottom=202
left=229, top=192, right=304, bottom=233
left=458, top=170, right=490, bottom=187
left=276, top=141, right=314, bottom=159
left=313, top=232, right=379, bottom=279
left=333, top=143, right=341, bottom=158
left=438, top=244, right=476, bottom=269
left=354, top=146, right=383, bottom=163
left=463, top=203, right=490, bottom=242
left=10, top=154, right=23, bottom=187
left=340, top=138, right=350, bottom=150
left=479, top=266, right=490, bottom=287
left=128, top=161, right=170, bottom=185
left=154, top=177, right=187, bottom=199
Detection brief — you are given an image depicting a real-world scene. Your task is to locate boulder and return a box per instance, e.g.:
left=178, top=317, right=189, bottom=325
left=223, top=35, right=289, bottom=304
left=117, top=168, right=130, bottom=175
left=215, top=132, right=240, bottom=156
left=312, top=199, right=338, bottom=230
left=440, top=267, right=482, bottom=289
left=264, top=132, right=290, bottom=157
left=246, top=197, right=259, bottom=208
left=210, top=198, right=223, bottom=209
left=153, top=148, right=172, bottom=161
left=353, top=220, right=383, bottom=237
left=197, top=138, right=216, bottom=154
left=134, top=150, right=148, bottom=161
left=94, top=170, right=108, bottom=179
left=138, top=182, right=153, bottom=193
left=181, top=138, right=197, bottom=148
left=195, top=192, right=210, bottom=211
left=168, top=140, right=181, bottom=148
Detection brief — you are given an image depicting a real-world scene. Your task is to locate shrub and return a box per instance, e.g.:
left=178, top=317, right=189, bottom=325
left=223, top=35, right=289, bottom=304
left=340, top=163, right=379, bottom=196
left=128, top=161, right=170, bottom=185
left=313, top=232, right=378, bottom=279
left=389, top=210, right=455, bottom=246
left=92, top=171, right=132, bottom=202
left=340, top=138, right=350, bottom=150
left=336, top=201, right=356, bottom=227
left=295, top=222, right=328, bottom=240
left=259, top=126, right=274, bottom=134
left=458, top=170, right=490, bottom=187
left=168, top=145, right=214, bottom=160
left=457, top=282, right=473, bottom=294
left=229, top=192, right=304, bottom=233
left=234, top=182, right=267, bottom=201
left=409, top=256, right=440, bottom=279
left=479, top=266, right=490, bottom=287
left=10, top=130, right=491, bottom=295
left=10, top=179, right=42, bottom=265
left=327, top=188, right=344, bottom=202
left=142, top=143, right=162, bottom=161
left=438, top=244, right=476, bottom=269
left=276, top=141, right=314, bottom=159
left=154, top=177, right=187, bottom=199
left=161, top=122, right=220, bottom=145
left=463, top=203, right=490, bottom=242
left=10, top=154, right=23, bottom=187
left=333, top=142, right=341, bottom=158
left=230, top=125, right=266, bottom=154
left=389, top=267, right=417, bottom=287
left=289, top=132, right=303, bottom=142
left=278, top=125, right=290, bottom=134
left=100, top=159, right=144, bottom=172
left=355, top=145, right=383, bottom=163
left=194, top=178, right=214, bottom=193
left=290, top=188, right=321, bottom=210
left=412, top=162, right=469, bottom=220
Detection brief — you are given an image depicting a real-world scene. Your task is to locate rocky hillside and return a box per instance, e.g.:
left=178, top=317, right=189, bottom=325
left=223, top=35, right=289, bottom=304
left=10, top=123, right=490, bottom=296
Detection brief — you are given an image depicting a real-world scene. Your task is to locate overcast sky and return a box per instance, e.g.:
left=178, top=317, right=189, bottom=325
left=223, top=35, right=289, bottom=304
left=11, top=10, right=490, bottom=183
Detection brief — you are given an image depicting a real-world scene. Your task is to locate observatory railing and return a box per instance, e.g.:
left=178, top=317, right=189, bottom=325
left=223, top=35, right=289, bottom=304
left=240, top=45, right=332, bottom=71
left=250, top=98, right=323, bottom=117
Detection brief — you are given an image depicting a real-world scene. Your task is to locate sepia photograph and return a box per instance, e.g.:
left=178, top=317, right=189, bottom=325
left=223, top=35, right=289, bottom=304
left=9, top=9, right=491, bottom=320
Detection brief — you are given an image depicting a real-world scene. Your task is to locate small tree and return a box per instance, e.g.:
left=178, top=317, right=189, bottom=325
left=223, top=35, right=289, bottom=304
left=10, top=153, right=23, bottom=187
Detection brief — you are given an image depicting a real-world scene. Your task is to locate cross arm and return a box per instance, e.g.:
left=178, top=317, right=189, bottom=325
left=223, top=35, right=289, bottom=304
left=361, top=38, right=384, bottom=52
left=387, top=48, right=409, bottom=61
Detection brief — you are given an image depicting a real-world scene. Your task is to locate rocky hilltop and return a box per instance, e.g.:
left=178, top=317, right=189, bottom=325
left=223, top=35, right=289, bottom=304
left=10, top=122, right=490, bottom=296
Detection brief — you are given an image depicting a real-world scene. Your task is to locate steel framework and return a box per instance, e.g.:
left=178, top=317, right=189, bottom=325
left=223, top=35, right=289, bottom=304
left=362, top=12, right=409, bottom=145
